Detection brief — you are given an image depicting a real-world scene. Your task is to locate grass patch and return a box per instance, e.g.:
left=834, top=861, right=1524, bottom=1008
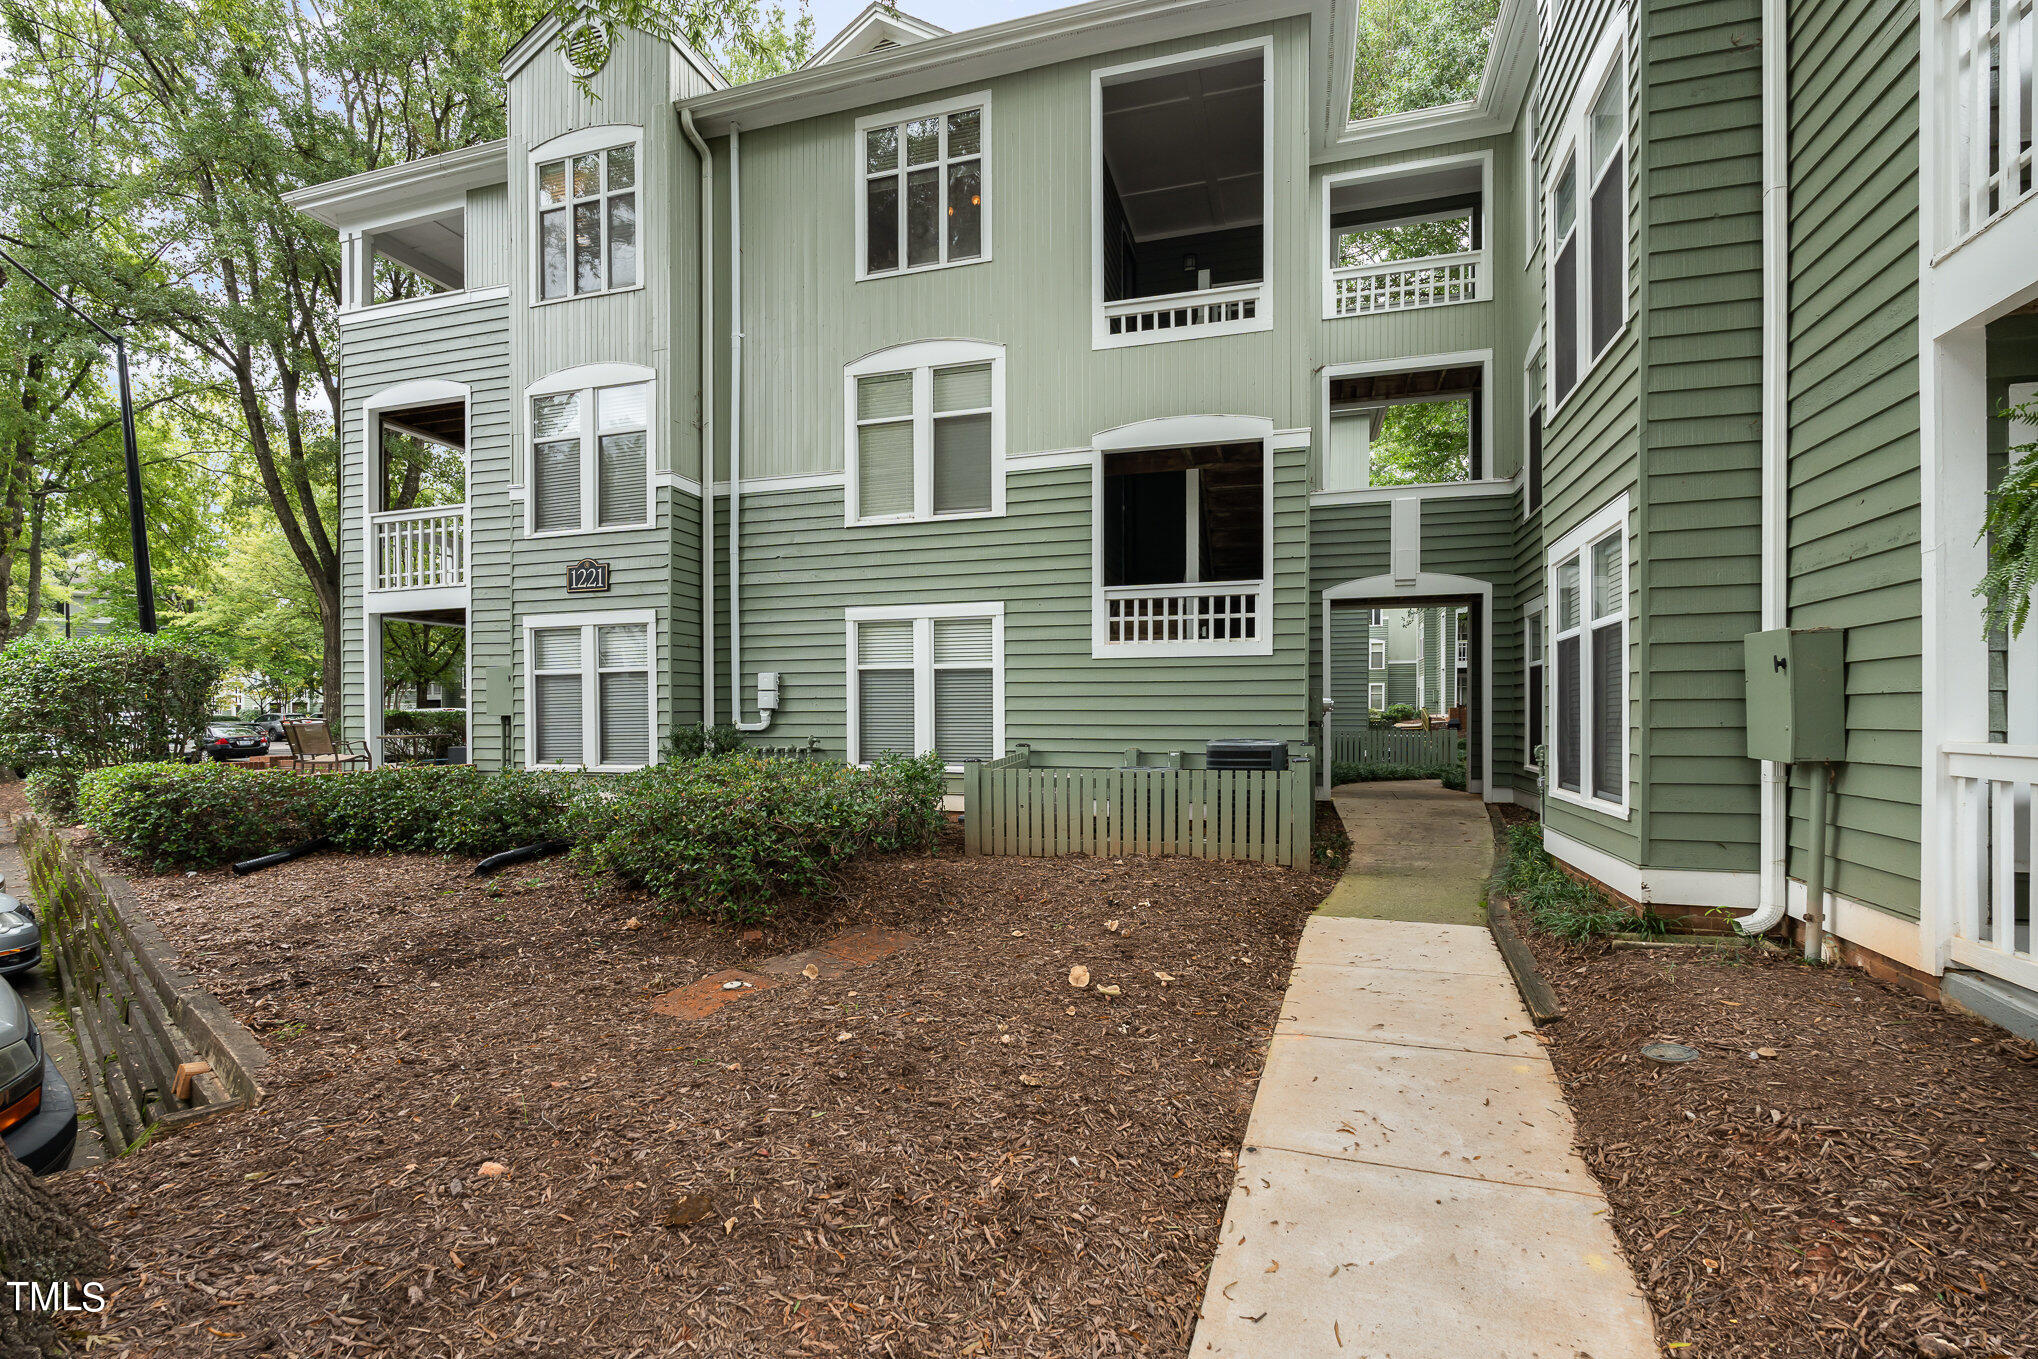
left=1499, top=822, right=1668, bottom=942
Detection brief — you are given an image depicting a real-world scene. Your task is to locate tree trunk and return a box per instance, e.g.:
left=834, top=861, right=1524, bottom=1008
left=0, top=1150, right=108, bottom=1359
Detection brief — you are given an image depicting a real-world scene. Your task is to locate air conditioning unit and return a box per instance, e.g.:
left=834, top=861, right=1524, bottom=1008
left=1206, top=738, right=1289, bottom=771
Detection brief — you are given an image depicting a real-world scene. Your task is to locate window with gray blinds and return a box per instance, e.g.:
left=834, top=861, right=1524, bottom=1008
left=932, top=362, right=993, bottom=514
left=530, top=620, right=652, bottom=769
left=934, top=670, right=992, bottom=761
left=851, top=358, right=996, bottom=522
left=533, top=624, right=585, bottom=766
left=598, top=622, right=650, bottom=767
left=529, top=382, right=648, bottom=533
left=854, top=614, right=997, bottom=764
left=856, top=373, right=915, bottom=518
left=858, top=671, right=916, bottom=758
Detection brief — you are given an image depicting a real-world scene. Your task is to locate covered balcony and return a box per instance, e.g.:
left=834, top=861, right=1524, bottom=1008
left=1943, top=0, right=2035, bottom=247
left=367, top=387, right=467, bottom=604
left=1323, top=155, right=1487, bottom=319
left=1096, top=440, right=1267, bottom=655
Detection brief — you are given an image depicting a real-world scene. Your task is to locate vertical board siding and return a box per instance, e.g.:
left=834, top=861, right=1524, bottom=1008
left=1786, top=0, right=1923, bottom=919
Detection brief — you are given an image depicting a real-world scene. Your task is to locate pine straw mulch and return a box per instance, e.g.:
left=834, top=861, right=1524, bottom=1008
left=55, top=833, right=1338, bottom=1358
left=1511, top=906, right=2038, bottom=1357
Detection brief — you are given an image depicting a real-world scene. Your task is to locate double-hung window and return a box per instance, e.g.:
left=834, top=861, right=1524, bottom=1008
left=1368, top=681, right=1387, bottom=711
left=1548, top=497, right=1627, bottom=813
left=537, top=139, right=638, bottom=300
left=845, top=340, right=1004, bottom=524
left=859, top=95, right=988, bottom=278
left=529, top=375, right=651, bottom=534
left=1546, top=13, right=1627, bottom=409
left=848, top=605, right=1004, bottom=767
left=1368, top=638, right=1387, bottom=670
left=527, top=613, right=653, bottom=770
left=1525, top=603, right=1545, bottom=771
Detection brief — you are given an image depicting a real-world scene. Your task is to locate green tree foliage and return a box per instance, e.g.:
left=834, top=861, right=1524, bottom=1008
left=1350, top=0, right=1499, bottom=122
left=1979, top=397, right=2038, bottom=638
left=173, top=521, right=327, bottom=705
left=1369, top=398, right=1472, bottom=486
left=0, top=631, right=225, bottom=771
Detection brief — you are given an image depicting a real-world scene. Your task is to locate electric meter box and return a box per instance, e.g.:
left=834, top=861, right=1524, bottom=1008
left=1743, top=628, right=1846, bottom=763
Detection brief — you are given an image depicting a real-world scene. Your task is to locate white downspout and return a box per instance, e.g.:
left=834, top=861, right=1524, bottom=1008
left=1741, top=0, right=1791, bottom=937
left=726, top=121, right=772, bottom=733
left=680, top=108, right=716, bottom=728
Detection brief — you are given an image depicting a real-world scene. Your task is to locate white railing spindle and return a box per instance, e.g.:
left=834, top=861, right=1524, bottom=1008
left=1101, top=580, right=1262, bottom=650
left=1943, top=742, right=2038, bottom=988
left=1945, top=0, right=2037, bottom=244
left=1329, top=250, right=1482, bottom=317
left=370, top=505, right=466, bottom=593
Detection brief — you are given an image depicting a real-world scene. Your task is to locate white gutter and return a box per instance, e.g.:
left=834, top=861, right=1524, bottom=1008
left=727, top=122, right=771, bottom=733
left=681, top=108, right=717, bottom=727
left=1741, top=0, right=1790, bottom=937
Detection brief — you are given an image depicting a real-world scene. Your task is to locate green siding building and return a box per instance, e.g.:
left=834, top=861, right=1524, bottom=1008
left=287, top=0, right=2038, bottom=1028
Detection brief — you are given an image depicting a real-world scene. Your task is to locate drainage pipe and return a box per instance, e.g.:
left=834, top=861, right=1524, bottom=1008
left=231, top=838, right=332, bottom=877
left=726, top=121, right=772, bottom=734
left=1803, top=763, right=1831, bottom=962
left=473, top=840, right=572, bottom=877
left=680, top=108, right=716, bottom=727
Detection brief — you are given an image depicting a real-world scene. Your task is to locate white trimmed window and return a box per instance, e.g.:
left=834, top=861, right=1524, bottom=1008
left=1546, top=13, right=1628, bottom=410
left=535, top=133, right=640, bottom=301
left=845, top=340, right=1004, bottom=525
left=1524, top=602, right=1546, bottom=771
left=1548, top=497, right=1628, bottom=813
left=858, top=94, right=988, bottom=279
left=847, top=605, right=1004, bottom=767
left=1368, top=681, right=1387, bottom=711
left=1368, top=638, right=1387, bottom=670
left=528, top=369, right=652, bottom=535
left=526, top=612, right=654, bottom=770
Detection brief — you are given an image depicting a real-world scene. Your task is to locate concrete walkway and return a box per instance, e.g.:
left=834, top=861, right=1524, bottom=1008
left=1189, top=781, right=1655, bottom=1359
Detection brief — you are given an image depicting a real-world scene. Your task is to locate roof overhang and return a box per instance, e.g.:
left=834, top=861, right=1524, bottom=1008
left=805, top=3, right=949, bottom=66
left=1315, top=0, right=1534, bottom=164
left=502, top=9, right=727, bottom=94
left=283, top=141, right=509, bottom=234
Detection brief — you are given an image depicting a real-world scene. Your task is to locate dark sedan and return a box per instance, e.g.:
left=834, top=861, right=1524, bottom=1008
left=0, top=881, right=38, bottom=978
left=192, top=722, right=271, bottom=761
left=1, top=976, right=76, bottom=1175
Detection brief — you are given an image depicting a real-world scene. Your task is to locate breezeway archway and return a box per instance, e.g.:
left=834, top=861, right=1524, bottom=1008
left=1321, top=571, right=1495, bottom=804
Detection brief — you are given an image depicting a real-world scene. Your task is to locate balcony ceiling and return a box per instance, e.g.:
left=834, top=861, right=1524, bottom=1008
left=1102, top=53, right=1264, bottom=243
left=1329, top=365, right=1483, bottom=407
left=379, top=399, right=467, bottom=450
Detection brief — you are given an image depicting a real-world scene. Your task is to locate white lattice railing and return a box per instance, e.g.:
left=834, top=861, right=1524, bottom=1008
left=1330, top=251, right=1483, bottom=316
left=1101, top=282, right=1263, bottom=341
left=1945, top=742, right=2038, bottom=987
left=372, top=506, right=466, bottom=592
left=1103, top=580, right=1262, bottom=649
left=1944, top=0, right=2036, bottom=244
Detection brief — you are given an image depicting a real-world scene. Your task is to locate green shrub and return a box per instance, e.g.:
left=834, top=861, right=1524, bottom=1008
left=661, top=722, right=743, bottom=762
left=382, top=708, right=466, bottom=738
left=0, top=633, right=225, bottom=773
left=1499, top=822, right=1664, bottom=941
left=319, top=764, right=577, bottom=856
left=571, top=751, right=944, bottom=921
left=77, top=763, right=328, bottom=869
left=1332, top=760, right=1454, bottom=784
left=23, top=765, right=85, bottom=824
left=1376, top=703, right=1420, bottom=724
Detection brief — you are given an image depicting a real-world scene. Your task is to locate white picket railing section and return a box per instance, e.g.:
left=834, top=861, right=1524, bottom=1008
left=1102, top=282, right=1262, bottom=340
left=1330, top=250, right=1482, bottom=316
left=1103, top=580, right=1262, bottom=648
left=1945, top=742, right=2038, bottom=989
left=372, top=506, right=466, bottom=592
left=1944, top=0, right=2036, bottom=243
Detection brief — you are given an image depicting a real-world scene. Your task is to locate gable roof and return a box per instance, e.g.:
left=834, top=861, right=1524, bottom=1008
left=806, top=3, right=949, bottom=67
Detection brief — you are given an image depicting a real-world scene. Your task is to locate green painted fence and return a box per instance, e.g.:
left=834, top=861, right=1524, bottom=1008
left=1332, top=728, right=1461, bottom=768
left=960, top=750, right=1315, bottom=868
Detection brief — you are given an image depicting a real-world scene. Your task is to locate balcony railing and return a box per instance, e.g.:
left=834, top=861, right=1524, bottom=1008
left=1103, top=580, right=1262, bottom=650
left=1329, top=251, right=1482, bottom=317
left=372, top=505, right=466, bottom=592
left=1101, top=282, right=1263, bottom=343
left=1945, top=741, right=2038, bottom=987
left=1944, top=0, right=2036, bottom=243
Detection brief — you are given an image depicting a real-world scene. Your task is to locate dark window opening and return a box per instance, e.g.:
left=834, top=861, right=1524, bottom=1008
left=378, top=400, right=466, bottom=512
left=1102, top=442, right=1264, bottom=587
left=1526, top=406, right=1543, bottom=512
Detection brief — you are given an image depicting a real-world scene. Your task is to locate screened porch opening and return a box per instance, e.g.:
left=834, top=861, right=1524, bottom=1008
left=1326, top=158, right=1485, bottom=317
left=372, top=398, right=466, bottom=594
left=362, top=208, right=467, bottom=306
left=1097, top=46, right=1265, bottom=341
left=1101, top=441, right=1263, bottom=648
left=375, top=609, right=467, bottom=766
left=1324, top=362, right=1484, bottom=491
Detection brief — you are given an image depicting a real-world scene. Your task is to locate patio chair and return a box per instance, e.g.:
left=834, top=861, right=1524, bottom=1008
left=283, top=719, right=370, bottom=775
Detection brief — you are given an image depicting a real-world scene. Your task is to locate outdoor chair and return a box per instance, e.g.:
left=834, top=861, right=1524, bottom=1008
left=283, top=720, right=369, bottom=775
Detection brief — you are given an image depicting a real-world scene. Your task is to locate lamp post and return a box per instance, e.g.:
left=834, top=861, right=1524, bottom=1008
left=0, top=244, right=157, bottom=633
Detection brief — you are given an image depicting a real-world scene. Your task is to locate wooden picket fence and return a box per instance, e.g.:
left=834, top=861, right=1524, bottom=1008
left=960, top=749, right=1315, bottom=868
left=1332, top=727, right=1461, bottom=768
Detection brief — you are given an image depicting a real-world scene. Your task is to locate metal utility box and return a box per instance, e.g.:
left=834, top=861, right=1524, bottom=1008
left=1743, top=628, right=1846, bottom=763
left=476, top=664, right=512, bottom=718
left=1206, top=739, right=1289, bottom=771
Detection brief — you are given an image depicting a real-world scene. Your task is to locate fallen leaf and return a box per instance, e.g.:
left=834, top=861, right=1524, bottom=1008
left=1755, top=1046, right=1779, bottom=1058
left=476, top=1161, right=508, bottom=1178
left=1096, top=984, right=1122, bottom=997
left=1104, top=919, right=1121, bottom=933
left=1265, top=1260, right=1280, bottom=1273
left=835, top=1032, right=855, bottom=1043
left=1069, top=964, right=1091, bottom=988
left=1019, top=1074, right=1045, bottom=1087
left=1154, top=971, right=1176, bottom=984
left=802, top=964, right=820, bottom=980
left=624, top=917, right=641, bottom=930
left=663, top=1194, right=718, bottom=1229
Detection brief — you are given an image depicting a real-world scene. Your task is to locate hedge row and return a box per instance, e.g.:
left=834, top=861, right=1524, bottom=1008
left=74, top=753, right=946, bottom=920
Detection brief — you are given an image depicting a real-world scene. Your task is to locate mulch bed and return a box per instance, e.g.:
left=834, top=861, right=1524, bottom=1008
left=55, top=833, right=1336, bottom=1357
left=1512, top=907, right=2038, bottom=1357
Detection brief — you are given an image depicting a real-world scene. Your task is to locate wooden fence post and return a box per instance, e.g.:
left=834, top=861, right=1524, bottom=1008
left=961, top=760, right=982, bottom=856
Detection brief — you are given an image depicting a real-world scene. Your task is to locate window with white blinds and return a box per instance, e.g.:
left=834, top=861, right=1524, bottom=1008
left=528, top=379, right=651, bottom=534
left=846, top=343, right=1002, bottom=525
left=849, top=607, right=1002, bottom=766
left=526, top=614, right=654, bottom=769
left=1548, top=497, right=1627, bottom=814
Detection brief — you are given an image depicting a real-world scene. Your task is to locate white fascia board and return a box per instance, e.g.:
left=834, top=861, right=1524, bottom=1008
left=683, top=0, right=1327, bottom=137
left=284, top=141, right=510, bottom=232
left=1318, top=0, right=1533, bottom=164
left=807, top=3, right=950, bottom=67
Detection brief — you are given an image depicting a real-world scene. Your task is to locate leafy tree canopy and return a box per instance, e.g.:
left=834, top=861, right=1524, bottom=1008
left=1369, top=399, right=1472, bottom=487
left=1350, top=0, right=1499, bottom=122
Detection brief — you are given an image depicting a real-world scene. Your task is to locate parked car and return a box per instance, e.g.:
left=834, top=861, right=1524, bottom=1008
left=0, top=967, right=77, bottom=1175
left=0, top=876, right=37, bottom=980
left=189, top=722, right=270, bottom=762
left=250, top=713, right=289, bottom=743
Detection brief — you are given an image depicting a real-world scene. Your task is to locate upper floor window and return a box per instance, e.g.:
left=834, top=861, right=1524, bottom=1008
left=1368, top=638, right=1387, bottom=669
left=844, top=340, right=1004, bottom=525
left=1323, top=355, right=1490, bottom=491
left=1324, top=154, right=1489, bottom=318
left=1547, top=15, right=1628, bottom=409
left=528, top=366, right=652, bottom=535
left=1549, top=496, right=1628, bottom=815
left=858, top=94, right=989, bottom=279
left=535, top=132, right=639, bottom=301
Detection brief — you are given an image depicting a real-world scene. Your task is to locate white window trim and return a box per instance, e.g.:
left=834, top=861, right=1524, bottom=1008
left=1319, top=349, right=1495, bottom=492
left=1523, top=90, right=1539, bottom=270
left=1368, top=681, right=1387, bottom=710
left=1544, top=10, right=1630, bottom=416
left=1522, top=325, right=1544, bottom=514
left=529, top=124, right=646, bottom=308
left=853, top=91, right=993, bottom=282
left=1523, top=596, right=1545, bottom=772
left=842, top=339, right=1007, bottom=526
left=1091, top=37, right=1275, bottom=351
left=1368, top=638, right=1387, bottom=669
left=522, top=608, right=658, bottom=773
left=1545, top=494, right=1630, bottom=819
left=1319, top=150, right=1493, bottom=321
left=844, top=602, right=1006, bottom=770
left=1089, top=414, right=1282, bottom=659
left=522, top=363, right=656, bottom=538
